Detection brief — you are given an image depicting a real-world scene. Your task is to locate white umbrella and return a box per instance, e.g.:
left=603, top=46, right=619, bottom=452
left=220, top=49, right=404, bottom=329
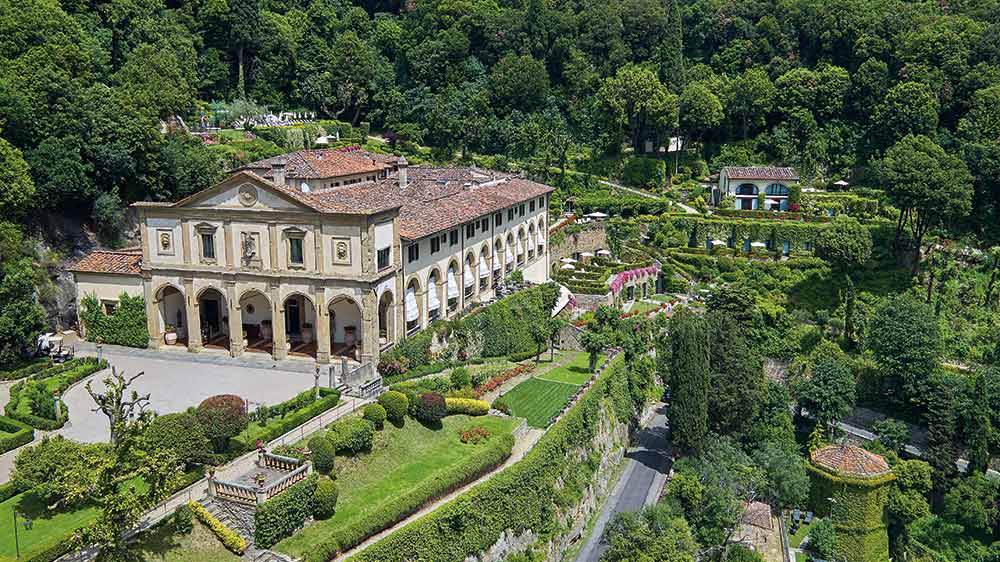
left=585, top=212, right=609, bottom=219
left=580, top=251, right=594, bottom=257
left=597, top=249, right=611, bottom=255
left=750, top=242, right=767, bottom=248
left=765, top=199, right=780, bottom=205
left=711, top=239, right=726, bottom=247
left=833, top=180, right=849, bottom=187
left=560, top=257, right=577, bottom=263
left=561, top=264, right=576, bottom=270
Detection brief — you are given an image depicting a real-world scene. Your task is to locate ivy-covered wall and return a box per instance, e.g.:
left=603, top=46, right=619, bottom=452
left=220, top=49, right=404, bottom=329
left=807, top=463, right=894, bottom=562
left=79, top=292, right=149, bottom=348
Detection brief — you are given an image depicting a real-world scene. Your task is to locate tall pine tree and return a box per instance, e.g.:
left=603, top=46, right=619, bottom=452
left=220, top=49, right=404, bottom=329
left=668, top=308, right=710, bottom=453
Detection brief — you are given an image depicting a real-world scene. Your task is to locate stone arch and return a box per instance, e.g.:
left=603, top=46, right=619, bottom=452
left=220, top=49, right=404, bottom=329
left=239, top=289, right=273, bottom=354
left=516, top=226, right=527, bottom=265
left=404, top=277, right=421, bottom=335
left=282, top=292, right=317, bottom=357
left=464, top=251, right=477, bottom=298
left=378, top=290, right=396, bottom=345
left=527, top=223, right=537, bottom=260
left=154, top=284, right=186, bottom=346
left=328, top=294, right=363, bottom=360
left=504, top=233, right=515, bottom=273
left=197, top=286, right=228, bottom=350
left=426, top=268, right=442, bottom=321
left=478, top=244, right=491, bottom=291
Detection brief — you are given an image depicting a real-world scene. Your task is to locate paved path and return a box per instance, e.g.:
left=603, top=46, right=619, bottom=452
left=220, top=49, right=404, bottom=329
left=598, top=180, right=699, bottom=214
left=333, top=425, right=545, bottom=561
left=575, top=404, right=671, bottom=562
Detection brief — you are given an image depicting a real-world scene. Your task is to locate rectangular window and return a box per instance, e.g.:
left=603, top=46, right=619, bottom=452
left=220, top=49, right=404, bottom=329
left=377, top=247, right=391, bottom=270
left=529, top=200, right=535, bottom=212
left=431, top=237, right=441, bottom=254
left=519, top=204, right=525, bottom=216
left=465, top=224, right=475, bottom=239
left=102, top=301, right=117, bottom=316
left=481, top=218, right=488, bottom=231
left=494, top=213, right=501, bottom=227
left=289, top=238, right=304, bottom=265
left=408, top=244, right=419, bottom=263
left=508, top=209, right=514, bottom=221
left=201, top=233, right=215, bottom=260
left=449, top=229, right=458, bottom=246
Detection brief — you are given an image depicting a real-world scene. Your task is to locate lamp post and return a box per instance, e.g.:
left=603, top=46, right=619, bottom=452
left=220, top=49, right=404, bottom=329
left=13, top=510, right=32, bottom=559
left=314, top=366, right=320, bottom=399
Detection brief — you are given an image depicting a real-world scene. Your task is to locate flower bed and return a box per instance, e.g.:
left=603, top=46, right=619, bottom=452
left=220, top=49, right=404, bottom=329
left=473, top=363, right=536, bottom=397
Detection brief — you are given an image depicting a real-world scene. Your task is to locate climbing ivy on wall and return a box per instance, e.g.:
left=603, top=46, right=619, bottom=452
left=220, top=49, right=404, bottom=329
left=79, top=292, right=149, bottom=348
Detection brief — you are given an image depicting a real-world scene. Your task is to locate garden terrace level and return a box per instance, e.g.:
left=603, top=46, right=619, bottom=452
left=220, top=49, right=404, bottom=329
left=715, top=166, right=800, bottom=211
left=70, top=154, right=553, bottom=368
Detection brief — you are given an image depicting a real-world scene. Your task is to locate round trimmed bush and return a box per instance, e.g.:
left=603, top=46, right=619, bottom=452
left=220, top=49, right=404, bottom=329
left=196, top=394, right=248, bottom=452
left=363, top=403, right=387, bottom=429
left=378, top=391, right=408, bottom=424
left=174, top=504, right=193, bottom=535
left=308, top=435, right=336, bottom=475
left=145, top=412, right=212, bottom=468
left=313, top=476, right=339, bottom=520
left=415, top=392, right=447, bottom=424
left=328, top=418, right=375, bottom=454
left=449, top=367, right=471, bottom=390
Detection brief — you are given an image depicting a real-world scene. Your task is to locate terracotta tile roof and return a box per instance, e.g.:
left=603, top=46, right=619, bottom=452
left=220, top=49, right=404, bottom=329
left=241, top=147, right=386, bottom=180
left=69, top=248, right=142, bottom=276
left=742, top=501, right=774, bottom=530
left=810, top=444, right=891, bottom=478
left=392, top=167, right=554, bottom=240
left=723, top=166, right=799, bottom=181
left=298, top=180, right=409, bottom=215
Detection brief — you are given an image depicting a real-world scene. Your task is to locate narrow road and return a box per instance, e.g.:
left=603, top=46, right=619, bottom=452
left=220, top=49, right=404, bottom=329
left=598, top=180, right=699, bottom=214
left=575, top=403, right=672, bottom=562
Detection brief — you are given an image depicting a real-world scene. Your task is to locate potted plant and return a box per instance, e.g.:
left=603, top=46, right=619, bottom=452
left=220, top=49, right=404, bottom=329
left=301, top=323, right=314, bottom=344
left=164, top=324, right=178, bottom=345
left=260, top=319, right=273, bottom=341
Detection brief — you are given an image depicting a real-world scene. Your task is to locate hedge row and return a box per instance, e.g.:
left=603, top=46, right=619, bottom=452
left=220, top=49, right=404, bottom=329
left=714, top=208, right=831, bottom=222
left=0, top=358, right=52, bottom=381
left=305, top=432, right=515, bottom=562
left=444, top=398, right=490, bottom=416
left=348, top=356, right=642, bottom=562
left=255, top=474, right=318, bottom=549
left=190, top=500, right=247, bottom=555
left=227, top=388, right=340, bottom=456
left=0, top=415, right=34, bottom=453
left=5, top=358, right=107, bottom=430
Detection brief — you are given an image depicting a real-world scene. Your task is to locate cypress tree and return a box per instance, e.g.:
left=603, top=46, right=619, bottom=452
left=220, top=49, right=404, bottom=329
left=668, top=308, right=710, bottom=453
left=925, top=381, right=959, bottom=502
left=967, top=373, right=992, bottom=474
left=659, top=0, right=685, bottom=88
left=707, top=312, right=766, bottom=437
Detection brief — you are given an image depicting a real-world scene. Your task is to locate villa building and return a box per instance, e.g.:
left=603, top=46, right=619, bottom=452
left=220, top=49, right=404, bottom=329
left=71, top=148, right=552, bottom=367
left=715, top=166, right=799, bottom=211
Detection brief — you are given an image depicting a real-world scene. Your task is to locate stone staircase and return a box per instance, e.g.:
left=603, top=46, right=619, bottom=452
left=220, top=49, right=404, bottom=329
left=199, top=498, right=298, bottom=562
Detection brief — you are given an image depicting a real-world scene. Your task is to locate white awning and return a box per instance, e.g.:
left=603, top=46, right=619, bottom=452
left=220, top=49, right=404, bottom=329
left=427, top=279, right=440, bottom=311
left=479, top=254, right=489, bottom=278
left=405, top=287, right=419, bottom=322
left=528, top=230, right=535, bottom=250
left=833, top=180, right=849, bottom=186
left=493, top=251, right=502, bottom=270
left=516, top=237, right=524, bottom=255
left=560, top=257, right=577, bottom=263
left=585, top=212, right=608, bottom=218
left=537, top=233, right=544, bottom=247
left=447, top=268, right=459, bottom=298
left=463, top=263, right=474, bottom=287
left=765, top=199, right=780, bottom=205
left=505, top=245, right=514, bottom=264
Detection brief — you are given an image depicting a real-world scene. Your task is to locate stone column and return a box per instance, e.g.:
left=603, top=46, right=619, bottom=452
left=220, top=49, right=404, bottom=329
left=362, top=289, right=377, bottom=361
left=417, top=286, right=428, bottom=330
left=271, top=285, right=288, bottom=360
left=457, top=261, right=466, bottom=312
left=316, top=291, right=331, bottom=364
left=185, top=279, right=202, bottom=352
left=226, top=281, right=242, bottom=357
left=143, top=276, right=160, bottom=350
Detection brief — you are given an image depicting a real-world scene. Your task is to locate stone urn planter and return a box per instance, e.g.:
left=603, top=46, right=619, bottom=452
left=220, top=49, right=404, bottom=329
left=260, top=320, right=273, bottom=341
left=164, top=325, right=178, bottom=345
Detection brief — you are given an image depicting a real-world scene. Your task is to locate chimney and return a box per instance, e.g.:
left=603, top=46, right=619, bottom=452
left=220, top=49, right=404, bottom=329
left=398, top=156, right=408, bottom=190
left=271, top=160, right=286, bottom=186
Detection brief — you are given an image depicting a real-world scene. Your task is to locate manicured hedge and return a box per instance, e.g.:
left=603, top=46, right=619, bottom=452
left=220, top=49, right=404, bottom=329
left=305, top=431, right=515, bottom=561
left=378, top=391, right=408, bottom=424
left=190, top=500, right=247, bottom=555
left=255, top=474, right=318, bottom=549
left=0, top=415, right=34, bottom=453
left=347, top=356, right=644, bottom=562
left=227, top=388, right=340, bottom=456
left=445, top=398, right=490, bottom=416
left=0, top=358, right=52, bottom=381
left=79, top=292, right=149, bottom=348
left=0, top=481, right=17, bottom=503
left=328, top=417, right=375, bottom=454
left=5, top=358, right=106, bottom=429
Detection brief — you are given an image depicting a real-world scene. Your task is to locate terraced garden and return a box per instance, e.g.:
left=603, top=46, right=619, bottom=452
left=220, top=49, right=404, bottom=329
left=497, top=352, right=603, bottom=427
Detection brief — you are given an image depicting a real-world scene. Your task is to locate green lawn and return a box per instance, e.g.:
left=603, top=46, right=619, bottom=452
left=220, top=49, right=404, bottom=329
left=500, top=377, right=579, bottom=428
left=0, top=491, right=99, bottom=562
left=537, top=353, right=600, bottom=385
left=789, top=518, right=814, bottom=548
left=275, top=414, right=518, bottom=558
left=129, top=519, right=242, bottom=562
left=627, top=300, right=661, bottom=315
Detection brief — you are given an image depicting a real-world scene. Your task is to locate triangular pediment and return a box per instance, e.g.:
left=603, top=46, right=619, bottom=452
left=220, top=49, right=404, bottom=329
left=173, top=172, right=318, bottom=213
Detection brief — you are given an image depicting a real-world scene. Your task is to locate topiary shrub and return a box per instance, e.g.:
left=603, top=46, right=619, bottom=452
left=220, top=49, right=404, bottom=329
left=415, top=392, right=447, bottom=425
left=449, top=367, right=471, bottom=390
left=145, top=412, right=212, bottom=469
left=363, top=403, right=387, bottom=429
left=254, top=474, right=318, bottom=549
left=174, top=503, right=194, bottom=535
left=308, top=435, right=336, bottom=475
left=197, top=395, right=248, bottom=452
left=445, top=398, right=490, bottom=416
left=313, top=476, right=339, bottom=520
left=378, top=391, right=408, bottom=424
left=491, top=396, right=511, bottom=415
left=328, top=418, right=375, bottom=454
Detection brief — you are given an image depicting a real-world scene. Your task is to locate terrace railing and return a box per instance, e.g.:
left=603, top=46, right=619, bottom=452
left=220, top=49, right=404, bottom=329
left=263, top=463, right=311, bottom=501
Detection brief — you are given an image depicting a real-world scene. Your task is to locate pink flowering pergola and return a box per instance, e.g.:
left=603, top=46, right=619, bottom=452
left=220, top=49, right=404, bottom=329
left=609, top=263, right=661, bottom=295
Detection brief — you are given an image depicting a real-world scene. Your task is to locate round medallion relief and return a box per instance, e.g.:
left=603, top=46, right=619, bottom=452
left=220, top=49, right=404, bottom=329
left=238, top=184, right=259, bottom=207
